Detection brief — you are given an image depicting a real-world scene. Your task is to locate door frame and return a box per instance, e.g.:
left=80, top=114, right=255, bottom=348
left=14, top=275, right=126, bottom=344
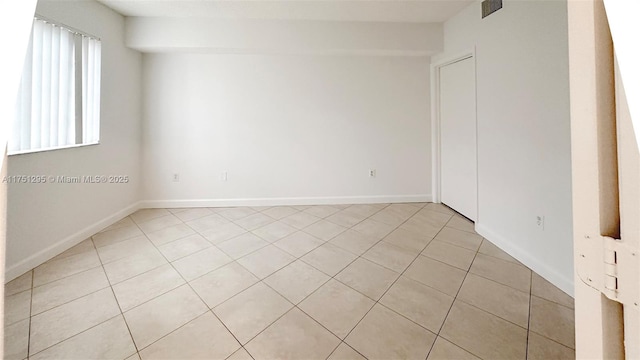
left=430, top=49, right=478, bottom=217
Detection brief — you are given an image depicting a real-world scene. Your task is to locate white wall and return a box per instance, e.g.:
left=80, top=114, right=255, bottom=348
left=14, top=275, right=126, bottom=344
left=5, top=0, right=143, bottom=280
left=142, top=54, right=431, bottom=206
left=438, top=0, right=573, bottom=294
left=126, top=17, right=443, bottom=56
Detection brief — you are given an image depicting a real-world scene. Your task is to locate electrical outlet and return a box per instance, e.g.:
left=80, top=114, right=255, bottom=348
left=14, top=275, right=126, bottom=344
left=536, top=215, right=545, bottom=230
left=369, top=169, right=376, bottom=178
left=172, top=173, right=179, bottom=182
left=220, top=171, right=228, bottom=182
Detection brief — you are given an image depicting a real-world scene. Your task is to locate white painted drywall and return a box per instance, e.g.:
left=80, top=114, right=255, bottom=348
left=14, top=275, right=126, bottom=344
left=125, top=17, right=443, bottom=56
left=5, top=0, right=143, bottom=279
left=141, top=54, right=431, bottom=205
left=437, top=0, right=574, bottom=294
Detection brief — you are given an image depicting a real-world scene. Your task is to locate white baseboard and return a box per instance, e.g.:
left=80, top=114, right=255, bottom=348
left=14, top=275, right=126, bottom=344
left=4, top=201, right=142, bottom=283
left=475, top=222, right=574, bottom=297
left=140, top=194, right=432, bottom=209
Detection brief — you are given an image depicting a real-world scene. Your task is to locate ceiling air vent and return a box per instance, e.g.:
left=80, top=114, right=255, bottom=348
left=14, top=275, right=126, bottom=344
left=482, top=0, right=502, bottom=18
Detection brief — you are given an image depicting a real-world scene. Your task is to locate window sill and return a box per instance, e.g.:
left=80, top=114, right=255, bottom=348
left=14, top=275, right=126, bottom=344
left=8, top=142, right=100, bottom=156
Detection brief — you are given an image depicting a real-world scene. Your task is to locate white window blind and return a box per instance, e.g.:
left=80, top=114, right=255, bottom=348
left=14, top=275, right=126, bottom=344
left=11, top=18, right=101, bottom=154
left=82, top=35, right=101, bottom=144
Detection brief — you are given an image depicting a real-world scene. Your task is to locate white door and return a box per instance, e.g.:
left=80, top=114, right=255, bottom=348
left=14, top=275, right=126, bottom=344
left=439, top=56, right=477, bottom=221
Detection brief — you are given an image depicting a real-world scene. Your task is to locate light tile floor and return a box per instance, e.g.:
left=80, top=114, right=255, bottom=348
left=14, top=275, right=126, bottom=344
left=4, top=203, right=576, bottom=360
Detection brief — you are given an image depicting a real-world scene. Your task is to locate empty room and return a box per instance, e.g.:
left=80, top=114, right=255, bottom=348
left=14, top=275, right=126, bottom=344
left=2, top=0, right=638, bottom=359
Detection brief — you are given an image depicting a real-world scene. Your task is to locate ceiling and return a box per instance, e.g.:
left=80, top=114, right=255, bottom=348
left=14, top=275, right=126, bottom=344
left=97, top=0, right=474, bottom=23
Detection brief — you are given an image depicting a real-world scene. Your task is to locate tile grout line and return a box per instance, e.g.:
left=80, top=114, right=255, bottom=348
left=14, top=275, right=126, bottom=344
left=420, top=227, right=549, bottom=321
left=26, top=249, right=130, bottom=358
left=93, top=230, right=144, bottom=248
left=110, top=214, right=208, bottom=356
left=427, top=232, right=486, bottom=255
left=128, top=218, right=226, bottom=355
left=373, top=215, right=458, bottom=360
left=430, top=209, right=540, bottom=359
left=30, top=262, right=103, bottom=290
left=29, top=285, right=112, bottom=321
left=325, top=341, right=368, bottom=360
left=445, top=280, right=532, bottom=331
left=27, top=270, right=34, bottom=359
left=148, top=229, right=201, bottom=252
left=218, top=204, right=396, bottom=356
left=26, top=252, right=137, bottom=358
left=527, top=329, right=576, bottom=351
left=30, top=254, right=106, bottom=288
left=207, top=204, right=398, bottom=359
left=28, top=314, right=125, bottom=358
left=450, top=259, right=559, bottom=332
left=129, top=211, right=245, bottom=285
left=308, top=204, right=449, bottom=357
left=530, top=292, right=575, bottom=311
left=241, top=204, right=400, bottom=358
left=90, top=234, right=140, bottom=358
left=526, top=300, right=576, bottom=351
left=219, top=204, right=392, bottom=285
left=426, top=211, right=483, bottom=359
left=244, top=304, right=335, bottom=357
left=134, top=216, right=258, bottom=358
left=526, top=270, right=533, bottom=360
left=427, top=249, right=554, bottom=314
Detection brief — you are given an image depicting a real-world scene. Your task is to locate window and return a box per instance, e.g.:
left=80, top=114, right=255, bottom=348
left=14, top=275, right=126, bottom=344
left=10, top=17, right=101, bottom=154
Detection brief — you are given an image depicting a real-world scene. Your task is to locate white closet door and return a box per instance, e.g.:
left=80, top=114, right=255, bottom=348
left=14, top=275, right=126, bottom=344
left=439, top=57, right=477, bottom=221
